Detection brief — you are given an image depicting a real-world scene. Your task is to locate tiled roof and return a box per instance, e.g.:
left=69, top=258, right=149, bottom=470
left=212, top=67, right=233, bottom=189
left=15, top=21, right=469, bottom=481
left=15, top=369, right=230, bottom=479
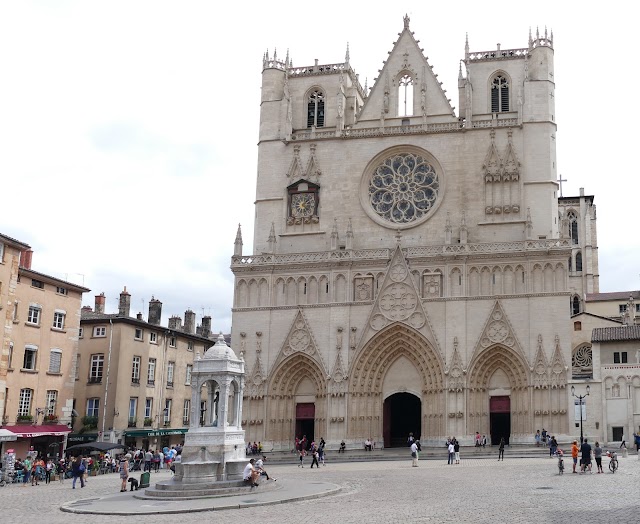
left=592, top=325, right=640, bottom=342
left=20, top=267, right=91, bottom=292
left=586, top=291, right=640, bottom=302
left=0, top=232, right=30, bottom=250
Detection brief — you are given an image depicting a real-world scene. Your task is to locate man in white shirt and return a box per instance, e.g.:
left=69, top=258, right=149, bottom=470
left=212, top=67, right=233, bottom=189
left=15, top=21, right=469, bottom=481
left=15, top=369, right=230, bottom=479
left=255, top=455, right=276, bottom=481
left=410, top=441, right=419, bottom=467
left=242, top=458, right=260, bottom=486
left=448, top=441, right=455, bottom=465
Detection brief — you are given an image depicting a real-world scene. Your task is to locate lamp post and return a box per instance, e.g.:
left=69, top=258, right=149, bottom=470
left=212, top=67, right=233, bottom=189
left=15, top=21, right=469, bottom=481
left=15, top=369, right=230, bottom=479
left=571, top=385, right=590, bottom=444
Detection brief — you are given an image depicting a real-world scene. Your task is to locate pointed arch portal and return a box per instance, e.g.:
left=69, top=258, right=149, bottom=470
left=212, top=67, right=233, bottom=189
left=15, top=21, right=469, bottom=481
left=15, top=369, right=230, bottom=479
left=383, top=392, right=421, bottom=447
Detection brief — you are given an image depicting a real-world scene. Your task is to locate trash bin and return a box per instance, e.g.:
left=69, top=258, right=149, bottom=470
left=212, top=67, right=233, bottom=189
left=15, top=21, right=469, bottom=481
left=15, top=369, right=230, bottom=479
left=139, top=472, right=150, bottom=488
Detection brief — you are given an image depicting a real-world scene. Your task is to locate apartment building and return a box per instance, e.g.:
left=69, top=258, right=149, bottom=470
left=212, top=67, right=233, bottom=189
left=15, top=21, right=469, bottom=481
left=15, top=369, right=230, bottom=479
left=74, top=289, right=215, bottom=451
left=0, top=233, right=89, bottom=458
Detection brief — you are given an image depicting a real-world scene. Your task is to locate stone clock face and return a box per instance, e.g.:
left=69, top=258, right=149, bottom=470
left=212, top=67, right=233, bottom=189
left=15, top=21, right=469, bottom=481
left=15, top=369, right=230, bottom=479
left=291, top=193, right=315, bottom=218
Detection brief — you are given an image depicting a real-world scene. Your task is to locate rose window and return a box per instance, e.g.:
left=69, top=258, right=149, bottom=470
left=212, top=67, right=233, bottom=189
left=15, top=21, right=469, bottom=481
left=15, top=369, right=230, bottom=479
left=368, top=153, right=439, bottom=224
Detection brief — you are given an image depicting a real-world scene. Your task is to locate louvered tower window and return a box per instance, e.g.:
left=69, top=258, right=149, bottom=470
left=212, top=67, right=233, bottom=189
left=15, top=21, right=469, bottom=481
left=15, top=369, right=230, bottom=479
left=491, top=75, right=509, bottom=112
left=307, top=90, right=325, bottom=128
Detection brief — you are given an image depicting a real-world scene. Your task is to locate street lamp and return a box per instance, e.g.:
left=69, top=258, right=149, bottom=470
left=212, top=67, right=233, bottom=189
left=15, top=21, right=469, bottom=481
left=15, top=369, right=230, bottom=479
left=571, top=385, right=590, bottom=444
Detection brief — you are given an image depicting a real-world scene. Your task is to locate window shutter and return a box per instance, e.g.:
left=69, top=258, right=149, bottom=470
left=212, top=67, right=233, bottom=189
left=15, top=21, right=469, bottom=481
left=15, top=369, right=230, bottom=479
left=49, top=350, right=62, bottom=373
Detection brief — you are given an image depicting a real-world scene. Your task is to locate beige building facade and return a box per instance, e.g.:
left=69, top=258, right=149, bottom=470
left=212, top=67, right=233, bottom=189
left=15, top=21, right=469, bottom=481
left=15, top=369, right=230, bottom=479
left=230, top=19, right=609, bottom=449
left=0, top=233, right=89, bottom=458
left=74, top=289, right=215, bottom=451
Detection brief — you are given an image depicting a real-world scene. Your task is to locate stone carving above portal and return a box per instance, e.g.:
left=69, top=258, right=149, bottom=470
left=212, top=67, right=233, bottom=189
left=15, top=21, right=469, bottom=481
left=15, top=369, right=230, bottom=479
left=281, top=309, right=318, bottom=357
left=480, top=305, right=515, bottom=348
left=354, top=276, right=374, bottom=301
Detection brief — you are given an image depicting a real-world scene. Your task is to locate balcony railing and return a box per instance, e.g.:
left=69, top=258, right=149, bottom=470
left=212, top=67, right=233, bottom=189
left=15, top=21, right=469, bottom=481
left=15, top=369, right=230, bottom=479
left=131, top=378, right=140, bottom=385
left=127, top=418, right=137, bottom=428
left=88, top=376, right=102, bottom=384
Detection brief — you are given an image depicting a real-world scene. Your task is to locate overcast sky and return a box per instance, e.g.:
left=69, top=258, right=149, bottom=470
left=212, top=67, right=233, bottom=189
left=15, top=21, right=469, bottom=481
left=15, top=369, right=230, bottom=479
left=2, top=1, right=638, bottom=332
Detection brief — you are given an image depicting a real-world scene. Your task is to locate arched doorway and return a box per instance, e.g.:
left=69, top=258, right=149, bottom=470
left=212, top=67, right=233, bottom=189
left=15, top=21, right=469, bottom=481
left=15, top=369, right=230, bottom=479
left=489, top=395, right=510, bottom=445
left=383, top=392, right=421, bottom=447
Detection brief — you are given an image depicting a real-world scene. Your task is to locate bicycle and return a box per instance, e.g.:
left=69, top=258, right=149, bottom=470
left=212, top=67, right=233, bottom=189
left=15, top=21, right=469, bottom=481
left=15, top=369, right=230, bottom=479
left=607, top=451, right=618, bottom=473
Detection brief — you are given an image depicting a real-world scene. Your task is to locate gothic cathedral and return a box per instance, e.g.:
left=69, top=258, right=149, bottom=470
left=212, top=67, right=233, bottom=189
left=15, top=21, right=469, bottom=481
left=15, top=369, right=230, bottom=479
left=230, top=17, right=598, bottom=448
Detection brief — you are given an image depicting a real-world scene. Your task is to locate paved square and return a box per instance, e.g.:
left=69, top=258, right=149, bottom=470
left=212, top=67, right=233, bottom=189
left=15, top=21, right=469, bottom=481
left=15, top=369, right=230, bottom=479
left=2, top=456, right=639, bottom=523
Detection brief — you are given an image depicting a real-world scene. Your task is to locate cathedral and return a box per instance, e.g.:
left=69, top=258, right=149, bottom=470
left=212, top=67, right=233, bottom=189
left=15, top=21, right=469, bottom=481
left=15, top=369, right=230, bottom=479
left=230, top=17, right=600, bottom=448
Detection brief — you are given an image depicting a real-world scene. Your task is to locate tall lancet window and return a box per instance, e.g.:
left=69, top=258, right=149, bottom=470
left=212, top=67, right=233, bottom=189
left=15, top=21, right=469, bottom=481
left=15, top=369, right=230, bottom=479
left=398, top=75, right=414, bottom=116
left=307, top=90, right=325, bottom=128
left=491, top=75, right=509, bottom=112
left=567, top=210, right=579, bottom=245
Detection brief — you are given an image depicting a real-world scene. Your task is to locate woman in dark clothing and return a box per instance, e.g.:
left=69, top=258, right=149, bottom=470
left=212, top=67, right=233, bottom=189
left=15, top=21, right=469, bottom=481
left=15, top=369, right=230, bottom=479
left=498, top=437, right=505, bottom=461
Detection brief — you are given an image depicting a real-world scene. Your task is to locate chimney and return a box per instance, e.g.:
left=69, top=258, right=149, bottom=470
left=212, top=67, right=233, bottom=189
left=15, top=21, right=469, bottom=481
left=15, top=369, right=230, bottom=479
left=201, top=316, right=212, bottom=338
left=81, top=305, right=93, bottom=314
left=20, top=249, right=33, bottom=269
left=579, top=187, right=585, bottom=197
left=148, top=296, right=162, bottom=325
left=184, top=309, right=196, bottom=335
left=95, top=293, right=106, bottom=314
left=118, top=286, right=131, bottom=317
left=168, top=315, right=182, bottom=331
left=136, top=312, right=143, bottom=320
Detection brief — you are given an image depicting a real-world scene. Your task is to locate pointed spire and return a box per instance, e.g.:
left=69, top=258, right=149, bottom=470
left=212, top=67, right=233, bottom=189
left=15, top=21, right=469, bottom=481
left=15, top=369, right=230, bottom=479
left=544, top=26, right=548, bottom=40
left=234, top=224, right=243, bottom=257
left=403, top=13, right=410, bottom=29
left=345, top=218, right=354, bottom=250
left=536, top=26, right=540, bottom=40
left=460, top=211, right=468, bottom=244
left=267, top=222, right=276, bottom=253
left=364, top=77, right=368, bottom=93
left=465, top=32, right=469, bottom=56
left=273, top=48, right=277, bottom=61
left=330, top=218, right=339, bottom=250
left=445, top=212, right=452, bottom=245
left=528, top=27, right=533, bottom=48
left=550, top=29, right=554, bottom=43
left=345, top=42, right=350, bottom=64
left=526, top=208, right=533, bottom=240
left=285, top=48, right=289, bottom=65
left=458, top=61, right=463, bottom=80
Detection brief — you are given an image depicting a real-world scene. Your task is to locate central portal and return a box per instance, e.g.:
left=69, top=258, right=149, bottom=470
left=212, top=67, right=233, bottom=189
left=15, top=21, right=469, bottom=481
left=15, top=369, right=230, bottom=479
left=489, top=395, right=511, bottom=445
left=383, top=392, right=421, bottom=448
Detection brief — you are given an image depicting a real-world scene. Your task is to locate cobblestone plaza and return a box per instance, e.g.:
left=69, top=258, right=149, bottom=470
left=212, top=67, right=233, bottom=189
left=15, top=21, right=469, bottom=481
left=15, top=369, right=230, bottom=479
left=1, top=455, right=638, bottom=523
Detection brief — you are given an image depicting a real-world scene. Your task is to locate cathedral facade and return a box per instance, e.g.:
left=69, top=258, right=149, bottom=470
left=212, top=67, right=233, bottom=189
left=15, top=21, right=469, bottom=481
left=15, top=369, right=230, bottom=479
left=230, top=18, right=598, bottom=448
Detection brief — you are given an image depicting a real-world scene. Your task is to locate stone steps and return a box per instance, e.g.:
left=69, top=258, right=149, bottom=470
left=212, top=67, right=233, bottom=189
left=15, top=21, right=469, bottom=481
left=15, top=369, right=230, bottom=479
left=139, top=478, right=280, bottom=500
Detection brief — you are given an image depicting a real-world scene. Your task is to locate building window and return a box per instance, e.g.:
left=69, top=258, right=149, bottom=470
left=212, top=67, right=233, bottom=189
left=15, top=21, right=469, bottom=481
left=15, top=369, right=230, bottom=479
left=619, top=304, right=627, bottom=314
left=8, top=342, right=14, bottom=368
left=150, top=332, right=157, bottom=344
left=147, top=358, right=156, bottom=385
left=93, top=326, right=106, bottom=337
left=398, top=74, right=414, bottom=117
left=134, top=328, right=143, bottom=340
left=79, top=327, right=83, bottom=338
left=185, top=365, right=192, bottom=386
left=169, top=336, right=176, bottom=348
left=572, top=296, right=581, bottom=315
left=89, top=354, right=104, bottom=383
left=31, top=279, right=44, bottom=289
left=187, top=340, right=194, bottom=351
left=613, top=352, right=628, bottom=364
left=45, top=390, right=58, bottom=416
left=27, top=305, right=41, bottom=325
left=56, top=286, right=67, bottom=295
left=49, top=348, right=62, bottom=374
left=23, top=345, right=37, bottom=370
left=491, top=74, right=509, bottom=112
left=575, top=252, right=583, bottom=272
left=572, top=345, right=592, bottom=379
left=183, top=399, right=190, bottom=426
left=164, top=399, right=172, bottom=425
left=52, top=311, right=66, bottom=330
left=574, top=321, right=582, bottom=331
left=86, top=398, right=100, bottom=418
left=167, top=362, right=175, bottom=387
left=567, top=211, right=579, bottom=245
left=18, top=388, right=33, bottom=416
left=128, top=398, right=137, bottom=426
left=307, top=89, right=325, bottom=127
left=144, top=398, right=153, bottom=419
left=131, top=356, right=141, bottom=384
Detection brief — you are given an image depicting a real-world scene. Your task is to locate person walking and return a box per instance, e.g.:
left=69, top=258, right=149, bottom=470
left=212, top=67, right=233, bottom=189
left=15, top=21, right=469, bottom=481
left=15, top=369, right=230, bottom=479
left=549, top=436, right=558, bottom=457
left=498, top=437, right=505, bottom=461
left=57, top=457, right=66, bottom=483
left=71, top=456, right=85, bottom=489
left=454, top=440, right=461, bottom=464
left=119, top=453, right=130, bottom=492
left=318, top=438, right=326, bottom=465
left=45, top=459, right=54, bottom=484
left=594, top=441, right=603, bottom=473
left=535, top=430, right=541, bottom=447
left=410, top=440, right=419, bottom=467
left=310, top=449, right=320, bottom=468
left=298, top=448, right=305, bottom=468
left=447, top=440, right=455, bottom=465
left=571, top=441, right=579, bottom=473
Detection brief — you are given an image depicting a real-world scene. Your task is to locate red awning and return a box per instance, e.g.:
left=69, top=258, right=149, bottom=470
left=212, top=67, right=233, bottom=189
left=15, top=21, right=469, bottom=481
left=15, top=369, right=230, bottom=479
left=0, top=424, right=71, bottom=438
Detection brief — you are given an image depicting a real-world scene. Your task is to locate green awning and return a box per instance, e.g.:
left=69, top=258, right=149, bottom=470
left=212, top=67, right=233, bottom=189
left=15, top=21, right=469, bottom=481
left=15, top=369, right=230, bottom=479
left=124, top=428, right=188, bottom=438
